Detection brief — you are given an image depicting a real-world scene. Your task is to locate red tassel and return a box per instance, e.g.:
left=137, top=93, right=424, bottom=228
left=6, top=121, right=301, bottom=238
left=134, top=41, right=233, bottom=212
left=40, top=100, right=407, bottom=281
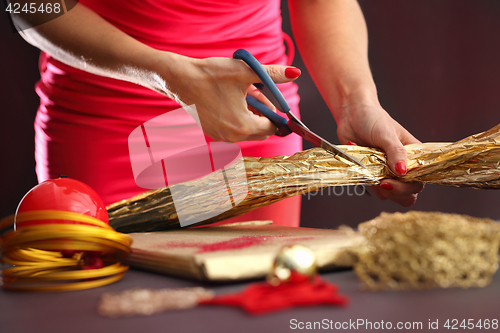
left=200, top=275, right=349, bottom=315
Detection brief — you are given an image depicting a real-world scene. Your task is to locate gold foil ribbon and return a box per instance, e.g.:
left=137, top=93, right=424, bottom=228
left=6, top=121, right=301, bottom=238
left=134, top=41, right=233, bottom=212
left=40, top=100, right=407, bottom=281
left=1, top=211, right=133, bottom=292
left=108, top=124, right=500, bottom=232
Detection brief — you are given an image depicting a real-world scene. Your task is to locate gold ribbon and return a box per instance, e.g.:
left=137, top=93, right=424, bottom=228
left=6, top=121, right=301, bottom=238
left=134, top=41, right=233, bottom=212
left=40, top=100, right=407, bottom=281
left=1, top=211, right=132, bottom=292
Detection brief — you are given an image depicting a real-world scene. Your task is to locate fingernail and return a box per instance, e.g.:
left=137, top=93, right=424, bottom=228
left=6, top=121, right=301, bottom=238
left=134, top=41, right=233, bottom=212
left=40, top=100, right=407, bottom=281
left=347, top=141, right=356, bottom=146
left=285, top=67, right=301, bottom=78
left=395, top=161, right=407, bottom=175
left=380, top=183, right=393, bottom=191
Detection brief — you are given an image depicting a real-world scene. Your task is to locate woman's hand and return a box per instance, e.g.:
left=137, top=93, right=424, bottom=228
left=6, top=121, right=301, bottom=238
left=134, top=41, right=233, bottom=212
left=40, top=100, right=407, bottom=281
left=14, top=3, right=301, bottom=143
left=289, top=0, right=424, bottom=206
left=155, top=54, right=301, bottom=142
left=336, top=101, right=424, bottom=206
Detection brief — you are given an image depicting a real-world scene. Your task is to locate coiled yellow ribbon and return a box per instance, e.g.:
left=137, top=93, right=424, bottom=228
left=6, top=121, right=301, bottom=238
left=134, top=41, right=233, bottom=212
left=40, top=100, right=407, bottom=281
left=0, top=210, right=132, bottom=292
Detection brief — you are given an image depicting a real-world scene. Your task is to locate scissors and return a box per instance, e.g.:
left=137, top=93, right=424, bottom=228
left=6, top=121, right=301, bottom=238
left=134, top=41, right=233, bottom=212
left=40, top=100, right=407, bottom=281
left=233, top=49, right=366, bottom=169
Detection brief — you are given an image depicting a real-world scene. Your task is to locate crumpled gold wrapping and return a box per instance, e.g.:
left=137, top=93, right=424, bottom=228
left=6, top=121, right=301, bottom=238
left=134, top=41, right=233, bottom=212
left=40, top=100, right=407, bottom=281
left=108, top=124, right=500, bottom=233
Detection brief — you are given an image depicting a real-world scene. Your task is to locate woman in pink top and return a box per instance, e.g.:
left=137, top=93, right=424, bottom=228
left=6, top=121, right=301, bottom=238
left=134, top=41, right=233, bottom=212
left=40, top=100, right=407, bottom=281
left=13, top=0, right=423, bottom=227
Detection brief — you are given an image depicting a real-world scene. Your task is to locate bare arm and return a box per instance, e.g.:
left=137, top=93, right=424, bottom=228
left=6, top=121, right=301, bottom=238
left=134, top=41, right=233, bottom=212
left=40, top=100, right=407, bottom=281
left=289, top=0, right=423, bottom=206
left=16, top=2, right=177, bottom=95
left=13, top=2, right=300, bottom=142
left=289, top=0, right=376, bottom=112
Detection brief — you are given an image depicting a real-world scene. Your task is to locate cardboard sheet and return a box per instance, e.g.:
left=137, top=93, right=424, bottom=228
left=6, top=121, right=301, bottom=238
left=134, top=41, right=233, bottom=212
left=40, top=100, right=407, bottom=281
left=125, top=222, right=365, bottom=281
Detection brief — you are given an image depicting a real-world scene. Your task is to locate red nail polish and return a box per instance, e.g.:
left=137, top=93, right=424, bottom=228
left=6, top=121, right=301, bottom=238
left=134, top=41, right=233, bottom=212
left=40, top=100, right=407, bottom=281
left=395, top=161, right=407, bottom=175
left=380, top=183, right=393, bottom=191
left=347, top=141, right=356, bottom=146
left=285, top=67, right=301, bottom=78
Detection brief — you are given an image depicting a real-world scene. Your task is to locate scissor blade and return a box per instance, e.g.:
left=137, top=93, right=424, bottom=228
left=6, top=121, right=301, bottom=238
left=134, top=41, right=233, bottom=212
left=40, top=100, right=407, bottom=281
left=287, top=121, right=367, bottom=169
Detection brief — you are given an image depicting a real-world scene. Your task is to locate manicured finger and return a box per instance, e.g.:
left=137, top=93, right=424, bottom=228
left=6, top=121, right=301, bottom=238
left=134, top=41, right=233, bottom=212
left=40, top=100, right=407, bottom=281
left=377, top=124, right=420, bottom=176
left=237, top=59, right=301, bottom=84
left=263, top=65, right=301, bottom=83
left=378, top=134, right=409, bottom=176
left=247, top=85, right=277, bottom=111
left=369, top=186, right=388, bottom=201
left=375, top=179, right=424, bottom=206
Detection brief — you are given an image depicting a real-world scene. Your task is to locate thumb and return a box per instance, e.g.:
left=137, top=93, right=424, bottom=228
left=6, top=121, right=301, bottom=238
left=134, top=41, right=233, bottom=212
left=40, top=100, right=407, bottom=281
left=379, top=132, right=409, bottom=176
left=263, top=65, right=301, bottom=83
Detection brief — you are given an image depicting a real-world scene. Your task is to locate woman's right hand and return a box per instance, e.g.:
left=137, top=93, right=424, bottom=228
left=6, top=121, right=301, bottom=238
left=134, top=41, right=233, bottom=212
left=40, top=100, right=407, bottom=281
left=155, top=54, right=301, bottom=142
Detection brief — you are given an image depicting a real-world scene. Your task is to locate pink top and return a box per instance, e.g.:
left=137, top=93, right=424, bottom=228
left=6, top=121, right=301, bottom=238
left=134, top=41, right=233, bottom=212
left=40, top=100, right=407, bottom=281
left=34, top=0, right=302, bottom=225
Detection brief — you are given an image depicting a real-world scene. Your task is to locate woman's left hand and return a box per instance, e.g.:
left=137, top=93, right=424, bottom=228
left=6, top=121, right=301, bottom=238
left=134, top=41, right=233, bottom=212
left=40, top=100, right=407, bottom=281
left=336, top=101, right=424, bottom=206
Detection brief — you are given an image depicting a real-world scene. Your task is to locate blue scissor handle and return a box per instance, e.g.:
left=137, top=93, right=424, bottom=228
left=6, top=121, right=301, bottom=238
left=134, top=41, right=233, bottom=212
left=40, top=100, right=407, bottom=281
left=233, top=49, right=291, bottom=114
left=246, top=96, right=291, bottom=137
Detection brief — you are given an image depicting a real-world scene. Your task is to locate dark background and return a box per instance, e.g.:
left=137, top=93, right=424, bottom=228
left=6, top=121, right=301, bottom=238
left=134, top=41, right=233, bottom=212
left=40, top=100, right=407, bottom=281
left=1, top=0, right=500, bottom=228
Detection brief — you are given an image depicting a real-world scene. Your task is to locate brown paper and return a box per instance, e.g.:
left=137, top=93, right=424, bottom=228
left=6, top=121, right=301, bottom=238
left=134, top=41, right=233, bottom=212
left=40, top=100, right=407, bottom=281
left=124, top=222, right=364, bottom=281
